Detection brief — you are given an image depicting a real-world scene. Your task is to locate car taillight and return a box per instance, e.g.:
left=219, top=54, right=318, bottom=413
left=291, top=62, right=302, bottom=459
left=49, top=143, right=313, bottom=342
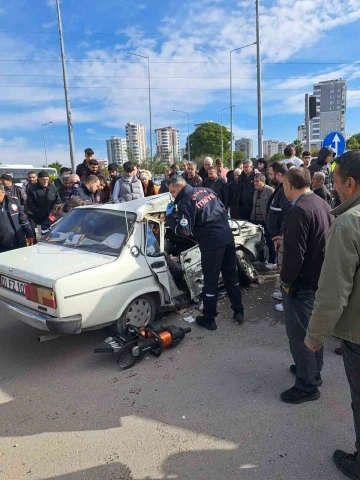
left=25, top=284, right=56, bottom=309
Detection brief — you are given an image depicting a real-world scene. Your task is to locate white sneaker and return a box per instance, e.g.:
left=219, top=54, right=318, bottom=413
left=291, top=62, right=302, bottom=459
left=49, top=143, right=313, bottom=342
left=272, top=290, right=283, bottom=301
left=265, top=263, right=277, bottom=271
left=275, top=303, right=284, bottom=312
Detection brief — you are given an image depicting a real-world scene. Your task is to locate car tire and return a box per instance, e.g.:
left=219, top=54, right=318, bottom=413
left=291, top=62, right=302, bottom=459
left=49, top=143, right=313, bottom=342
left=112, top=294, right=157, bottom=335
left=236, top=251, right=259, bottom=287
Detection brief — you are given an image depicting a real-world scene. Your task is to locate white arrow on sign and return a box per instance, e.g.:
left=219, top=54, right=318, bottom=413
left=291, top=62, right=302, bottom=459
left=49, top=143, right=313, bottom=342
left=332, top=133, right=341, bottom=156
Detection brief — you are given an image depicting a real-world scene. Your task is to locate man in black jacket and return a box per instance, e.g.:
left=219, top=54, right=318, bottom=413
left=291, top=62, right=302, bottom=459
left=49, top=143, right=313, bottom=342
left=198, top=157, right=213, bottom=181
left=27, top=170, right=61, bottom=234
left=165, top=176, right=244, bottom=331
left=0, top=185, right=34, bottom=253
left=280, top=168, right=332, bottom=404
left=71, top=175, right=101, bottom=204
left=203, top=167, right=229, bottom=208
left=1, top=174, right=27, bottom=206
left=237, top=160, right=255, bottom=221
left=75, top=147, right=95, bottom=178
left=311, top=172, right=331, bottom=204
left=308, top=146, right=335, bottom=193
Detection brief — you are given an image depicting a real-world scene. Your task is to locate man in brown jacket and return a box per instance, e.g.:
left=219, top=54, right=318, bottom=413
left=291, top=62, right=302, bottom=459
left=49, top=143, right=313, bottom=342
left=305, top=150, right=360, bottom=479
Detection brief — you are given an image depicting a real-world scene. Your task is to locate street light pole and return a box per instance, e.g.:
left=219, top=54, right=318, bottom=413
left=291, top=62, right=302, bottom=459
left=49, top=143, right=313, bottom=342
left=128, top=52, right=153, bottom=161
left=221, top=105, right=237, bottom=161
left=173, top=110, right=190, bottom=162
left=230, top=42, right=257, bottom=170
left=41, top=122, right=53, bottom=167
left=55, top=0, right=76, bottom=172
left=255, top=0, right=264, bottom=158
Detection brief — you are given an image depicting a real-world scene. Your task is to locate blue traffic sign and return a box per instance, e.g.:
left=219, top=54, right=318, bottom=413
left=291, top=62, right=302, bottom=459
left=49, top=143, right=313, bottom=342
left=323, top=131, right=346, bottom=157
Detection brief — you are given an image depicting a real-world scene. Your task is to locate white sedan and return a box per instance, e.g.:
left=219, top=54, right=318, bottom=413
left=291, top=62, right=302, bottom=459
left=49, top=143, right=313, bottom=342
left=0, top=194, right=264, bottom=337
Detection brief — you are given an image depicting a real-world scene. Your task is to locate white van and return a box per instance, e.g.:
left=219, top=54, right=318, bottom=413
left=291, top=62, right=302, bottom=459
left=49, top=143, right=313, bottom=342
left=0, top=194, right=264, bottom=336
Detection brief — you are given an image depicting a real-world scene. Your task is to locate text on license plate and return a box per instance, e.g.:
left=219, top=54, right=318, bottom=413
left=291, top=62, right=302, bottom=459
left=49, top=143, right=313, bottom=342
left=0, top=275, right=26, bottom=296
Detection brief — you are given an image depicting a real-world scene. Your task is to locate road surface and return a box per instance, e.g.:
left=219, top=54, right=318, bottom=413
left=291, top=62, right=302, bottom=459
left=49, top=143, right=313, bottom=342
left=0, top=273, right=353, bottom=479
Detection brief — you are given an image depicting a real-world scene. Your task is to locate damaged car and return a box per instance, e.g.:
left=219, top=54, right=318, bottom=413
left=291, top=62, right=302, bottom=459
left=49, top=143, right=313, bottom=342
left=0, top=194, right=264, bottom=337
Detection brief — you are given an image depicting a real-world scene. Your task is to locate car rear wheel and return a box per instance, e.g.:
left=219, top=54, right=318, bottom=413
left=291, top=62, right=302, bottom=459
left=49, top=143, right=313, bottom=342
left=112, top=294, right=156, bottom=335
left=236, top=251, right=259, bottom=287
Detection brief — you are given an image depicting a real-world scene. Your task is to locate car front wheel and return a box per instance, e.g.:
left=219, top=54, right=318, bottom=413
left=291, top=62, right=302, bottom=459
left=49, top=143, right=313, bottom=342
left=236, top=251, right=259, bottom=287
left=112, top=294, right=156, bottom=335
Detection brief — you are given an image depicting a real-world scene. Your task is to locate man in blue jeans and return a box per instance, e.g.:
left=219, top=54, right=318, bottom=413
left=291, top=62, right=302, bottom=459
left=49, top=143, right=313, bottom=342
left=280, top=167, right=331, bottom=404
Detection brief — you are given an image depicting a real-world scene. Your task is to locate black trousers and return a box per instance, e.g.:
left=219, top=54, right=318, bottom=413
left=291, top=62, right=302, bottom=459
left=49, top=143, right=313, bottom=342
left=342, top=339, right=360, bottom=465
left=283, top=289, right=324, bottom=392
left=201, top=241, right=244, bottom=318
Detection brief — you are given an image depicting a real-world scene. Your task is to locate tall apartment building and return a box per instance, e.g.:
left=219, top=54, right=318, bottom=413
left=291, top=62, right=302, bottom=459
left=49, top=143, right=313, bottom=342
left=125, top=123, right=147, bottom=163
left=297, top=124, right=306, bottom=143
left=155, top=126, right=180, bottom=163
left=235, top=138, right=253, bottom=160
left=310, top=79, right=347, bottom=142
left=263, top=140, right=280, bottom=158
left=278, top=142, right=287, bottom=154
left=106, top=136, right=128, bottom=166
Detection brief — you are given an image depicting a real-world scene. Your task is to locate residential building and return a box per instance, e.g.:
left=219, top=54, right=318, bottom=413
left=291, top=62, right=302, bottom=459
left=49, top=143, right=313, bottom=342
left=125, top=123, right=147, bottom=163
left=310, top=79, right=347, bottom=142
left=235, top=138, right=253, bottom=161
left=106, top=136, right=128, bottom=166
left=278, top=142, right=287, bottom=154
left=155, top=126, right=180, bottom=163
left=263, top=140, right=280, bottom=159
left=97, top=158, right=109, bottom=170
left=297, top=124, right=306, bottom=143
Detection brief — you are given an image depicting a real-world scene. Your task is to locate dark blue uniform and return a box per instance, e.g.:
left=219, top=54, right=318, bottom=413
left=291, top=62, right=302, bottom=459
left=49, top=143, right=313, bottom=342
left=166, top=185, right=244, bottom=319
left=71, top=183, right=100, bottom=205
left=0, top=196, right=33, bottom=253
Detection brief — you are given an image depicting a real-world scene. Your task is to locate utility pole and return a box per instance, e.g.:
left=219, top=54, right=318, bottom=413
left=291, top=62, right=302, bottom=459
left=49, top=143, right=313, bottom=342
left=230, top=42, right=257, bottom=170
left=255, top=0, right=263, bottom=158
left=42, top=122, right=53, bottom=166
left=55, top=0, right=76, bottom=172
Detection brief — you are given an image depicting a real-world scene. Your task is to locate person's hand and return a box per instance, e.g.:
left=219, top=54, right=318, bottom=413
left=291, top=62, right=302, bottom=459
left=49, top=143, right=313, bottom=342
left=283, top=287, right=290, bottom=294
left=166, top=203, right=175, bottom=216
left=272, top=235, right=283, bottom=251
left=304, top=336, right=322, bottom=352
left=27, top=238, right=35, bottom=246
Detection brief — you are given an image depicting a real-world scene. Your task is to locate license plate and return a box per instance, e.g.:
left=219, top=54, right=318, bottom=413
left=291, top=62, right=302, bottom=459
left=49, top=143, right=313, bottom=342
left=0, top=275, right=26, bottom=296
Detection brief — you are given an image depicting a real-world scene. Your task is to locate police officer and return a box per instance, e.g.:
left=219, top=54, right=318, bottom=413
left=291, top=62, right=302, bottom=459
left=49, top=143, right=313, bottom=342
left=71, top=175, right=101, bottom=204
left=165, top=176, right=244, bottom=331
left=0, top=185, right=34, bottom=253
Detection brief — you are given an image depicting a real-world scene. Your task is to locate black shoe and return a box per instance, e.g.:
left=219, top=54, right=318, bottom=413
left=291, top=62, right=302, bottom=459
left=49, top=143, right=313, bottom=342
left=280, top=386, right=320, bottom=404
left=196, top=316, right=217, bottom=331
left=233, top=311, right=244, bottom=324
left=289, top=365, right=323, bottom=386
left=335, top=347, right=343, bottom=356
left=333, top=450, right=360, bottom=480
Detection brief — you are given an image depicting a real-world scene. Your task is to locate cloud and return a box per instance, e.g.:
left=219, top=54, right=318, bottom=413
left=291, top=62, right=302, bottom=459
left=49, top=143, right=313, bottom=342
left=42, top=20, right=57, bottom=29
left=45, top=0, right=56, bottom=7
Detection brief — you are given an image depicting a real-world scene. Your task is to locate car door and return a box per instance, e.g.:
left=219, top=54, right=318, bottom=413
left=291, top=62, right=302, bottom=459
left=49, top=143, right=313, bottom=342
left=179, top=245, right=203, bottom=299
left=144, top=219, right=181, bottom=303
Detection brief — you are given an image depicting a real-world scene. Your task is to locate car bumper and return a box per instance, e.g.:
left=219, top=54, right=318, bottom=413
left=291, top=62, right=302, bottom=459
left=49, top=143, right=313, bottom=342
left=0, top=296, right=82, bottom=334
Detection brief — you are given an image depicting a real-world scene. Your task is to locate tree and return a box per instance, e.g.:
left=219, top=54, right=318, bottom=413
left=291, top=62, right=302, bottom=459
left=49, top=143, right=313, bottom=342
left=139, top=154, right=167, bottom=176
left=347, top=133, right=360, bottom=150
left=233, top=151, right=246, bottom=162
left=293, top=139, right=304, bottom=157
left=186, top=122, right=231, bottom=160
left=269, top=153, right=283, bottom=162
left=311, top=149, right=320, bottom=157
left=43, top=161, right=62, bottom=173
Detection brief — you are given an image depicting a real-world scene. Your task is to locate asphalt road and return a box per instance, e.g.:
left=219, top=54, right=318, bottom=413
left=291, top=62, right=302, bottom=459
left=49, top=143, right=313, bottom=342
left=0, top=273, right=354, bottom=480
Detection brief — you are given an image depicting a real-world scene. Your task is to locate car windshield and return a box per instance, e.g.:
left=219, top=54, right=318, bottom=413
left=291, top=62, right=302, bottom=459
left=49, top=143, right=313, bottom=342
left=40, top=208, right=136, bottom=257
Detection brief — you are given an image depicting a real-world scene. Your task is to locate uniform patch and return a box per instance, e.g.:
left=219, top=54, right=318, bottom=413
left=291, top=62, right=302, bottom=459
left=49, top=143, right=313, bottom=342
left=180, top=218, right=188, bottom=227
left=10, top=204, right=18, bottom=212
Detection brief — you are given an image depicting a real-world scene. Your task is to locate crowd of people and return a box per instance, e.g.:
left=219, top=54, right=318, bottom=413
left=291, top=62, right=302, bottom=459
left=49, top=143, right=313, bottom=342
left=1, top=141, right=360, bottom=478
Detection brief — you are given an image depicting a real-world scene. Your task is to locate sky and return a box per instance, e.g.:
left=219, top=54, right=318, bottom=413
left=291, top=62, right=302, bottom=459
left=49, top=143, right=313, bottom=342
left=0, top=0, right=360, bottom=167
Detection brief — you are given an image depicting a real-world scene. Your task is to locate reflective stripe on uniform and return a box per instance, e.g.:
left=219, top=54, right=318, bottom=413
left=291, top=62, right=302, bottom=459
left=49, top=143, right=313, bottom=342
left=270, top=206, right=282, bottom=211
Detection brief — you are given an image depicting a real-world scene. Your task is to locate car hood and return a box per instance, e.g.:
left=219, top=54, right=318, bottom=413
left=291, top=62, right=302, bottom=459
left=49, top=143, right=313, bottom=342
left=0, top=243, right=114, bottom=288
